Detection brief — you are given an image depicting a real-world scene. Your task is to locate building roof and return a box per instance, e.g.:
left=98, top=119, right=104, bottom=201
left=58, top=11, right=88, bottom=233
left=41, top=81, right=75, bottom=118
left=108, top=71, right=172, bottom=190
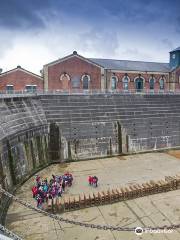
left=44, top=52, right=103, bottom=68
left=88, top=58, right=171, bottom=73
left=0, top=66, right=43, bottom=80
left=170, top=47, right=180, bottom=53
left=44, top=51, right=172, bottom=73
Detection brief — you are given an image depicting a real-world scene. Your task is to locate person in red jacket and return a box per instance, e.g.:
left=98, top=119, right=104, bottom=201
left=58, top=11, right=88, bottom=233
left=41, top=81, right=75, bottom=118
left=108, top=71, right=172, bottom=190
left=32, top=186, right=38, bottom=198
left=88, top=176, right=92, bottom=185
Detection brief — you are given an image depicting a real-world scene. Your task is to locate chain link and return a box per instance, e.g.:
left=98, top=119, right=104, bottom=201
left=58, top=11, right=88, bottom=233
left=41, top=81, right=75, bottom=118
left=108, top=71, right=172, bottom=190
left=0, top=223, right=23, bottom=240
left=1, top=187, right=180, bottom=233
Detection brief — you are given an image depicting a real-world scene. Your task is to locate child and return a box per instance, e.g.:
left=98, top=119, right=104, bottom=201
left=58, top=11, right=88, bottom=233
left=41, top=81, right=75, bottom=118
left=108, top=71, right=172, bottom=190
left=36, top=194, right=43, bottom=208
left=88, top=176, right=92, bottom=185
left=93, top=176, right=98, bottom=187
left=35, top=175, right=41, bottom=188
left=32, top=186, right=38, bottom=198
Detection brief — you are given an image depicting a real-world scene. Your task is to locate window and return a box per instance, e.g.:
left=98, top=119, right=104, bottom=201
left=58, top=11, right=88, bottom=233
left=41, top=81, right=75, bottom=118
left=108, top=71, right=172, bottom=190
left=149, top=78, right=155, bottom=90
left=60, top=73, right=70, bottom=81
left=82, top=75, right=90, bottom=90
left=159, top=78, right=165, bottom=90
left=122, top=76, right=129, bottom=90
left=25, top=85, right=37, bottom=93
left=111, top=76, right=117, bottom=90
left=71, top=76, right=80, bottom=88
left=135, top=77, right=144, bottom=92
left=60, top=73, right=70, bottom=90
left=6, top=85, right=14, bottom=93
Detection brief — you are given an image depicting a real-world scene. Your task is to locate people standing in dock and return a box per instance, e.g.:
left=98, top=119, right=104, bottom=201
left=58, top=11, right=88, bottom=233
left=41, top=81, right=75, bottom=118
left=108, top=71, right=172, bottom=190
left=88, top=176, right=98, bottom=187
left=31, top=172, right=73, bottom=208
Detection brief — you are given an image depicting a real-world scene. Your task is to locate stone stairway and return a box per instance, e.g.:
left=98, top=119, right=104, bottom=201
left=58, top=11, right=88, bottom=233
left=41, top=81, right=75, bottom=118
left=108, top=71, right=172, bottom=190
left=40, top=94, right=180, bottom=157
left=0, top=97, right=47, bottom=140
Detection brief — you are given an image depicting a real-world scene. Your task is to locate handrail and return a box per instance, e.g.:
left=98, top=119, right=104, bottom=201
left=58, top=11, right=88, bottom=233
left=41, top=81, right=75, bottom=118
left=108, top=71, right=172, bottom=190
left=0, top=89, right=180, bottom=97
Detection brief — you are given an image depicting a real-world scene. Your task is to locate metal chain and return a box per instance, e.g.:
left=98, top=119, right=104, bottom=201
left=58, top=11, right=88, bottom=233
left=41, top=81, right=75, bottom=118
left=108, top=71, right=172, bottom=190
left=0, top=187, right=179, bottom=232
left=0, top=223, right=23, bottom=240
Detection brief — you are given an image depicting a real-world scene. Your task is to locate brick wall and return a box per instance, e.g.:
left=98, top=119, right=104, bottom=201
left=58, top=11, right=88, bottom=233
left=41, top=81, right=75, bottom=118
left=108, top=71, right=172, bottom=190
left=0, top=54, right=174, bottom=92
left=107, top=71, right=169, bottom=92
left=175, top=67, right=180, bottom=90
left=0, top=68, right=43, bottom=91
left=46, top=55, right=102, bottom=91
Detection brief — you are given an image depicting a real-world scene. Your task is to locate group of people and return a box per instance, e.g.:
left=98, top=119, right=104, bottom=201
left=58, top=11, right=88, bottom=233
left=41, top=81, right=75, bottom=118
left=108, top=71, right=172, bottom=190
left=32, top=172, right=73, bottom=208
left=32, top=172, right=99, bottom=208
left=88, top=176, right=98, bottom=187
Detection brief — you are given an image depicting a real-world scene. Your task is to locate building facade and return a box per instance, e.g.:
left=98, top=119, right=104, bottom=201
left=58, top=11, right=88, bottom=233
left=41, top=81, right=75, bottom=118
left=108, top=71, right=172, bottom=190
left=43, top=52, right=103, bottom=92
left=0, top=47, right=180, bottom=93
left=0, top=66, right=43, bottom=93
left=43, top=48, right=180, bottom=93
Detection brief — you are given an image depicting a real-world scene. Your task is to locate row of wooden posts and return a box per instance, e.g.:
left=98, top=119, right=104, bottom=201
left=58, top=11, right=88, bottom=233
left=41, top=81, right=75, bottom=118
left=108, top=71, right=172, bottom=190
left=46, top=174, right=180, bottom=213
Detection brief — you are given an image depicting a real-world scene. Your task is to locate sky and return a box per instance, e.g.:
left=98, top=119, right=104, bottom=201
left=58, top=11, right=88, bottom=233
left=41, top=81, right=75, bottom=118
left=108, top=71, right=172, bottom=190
left=0, top=0, right=179, bottom=74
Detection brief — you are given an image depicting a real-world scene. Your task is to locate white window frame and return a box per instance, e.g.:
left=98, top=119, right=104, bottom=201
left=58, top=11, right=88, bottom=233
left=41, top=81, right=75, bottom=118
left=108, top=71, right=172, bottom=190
left=159, top=77, right=165, bottom=90
left=60, top=73, right=70, bottom=81
left=6, top=85, right=14, bottom=93
left=134, top=76, right=145, bottom=83
left=25, top=85, right=37, bottom=92
left=149, top=77, right=156, bottom=90
left=111, top=76, right=118, bottom=90
left=122, top=75, right=130, bottom=90
left=81, top=74, right=90, bottom=90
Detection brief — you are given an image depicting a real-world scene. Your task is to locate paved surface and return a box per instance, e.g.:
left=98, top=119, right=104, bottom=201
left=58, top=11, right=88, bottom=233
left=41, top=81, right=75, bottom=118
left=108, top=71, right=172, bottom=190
left=6, top=151, right=180, bottom=240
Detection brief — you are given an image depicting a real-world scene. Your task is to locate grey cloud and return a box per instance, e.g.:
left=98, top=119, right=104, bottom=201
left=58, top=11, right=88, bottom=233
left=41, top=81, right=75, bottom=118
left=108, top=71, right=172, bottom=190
left=0, top=28, right=15, bottom=57
left=176, top=16, right=180, bottom=33
left=0, top=0, right=53, bottom=29
left=161, top=39, right=174, bottom=50
left=78, top=28, right=119, bottom=57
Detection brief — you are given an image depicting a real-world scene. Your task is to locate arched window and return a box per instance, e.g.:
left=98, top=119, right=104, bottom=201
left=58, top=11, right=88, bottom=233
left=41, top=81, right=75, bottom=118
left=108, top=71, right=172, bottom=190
left=149, top=77, right=155, bottom=90
left=82, top=75, right=90, bottom=90
left=159, top=77, right=165, bottom=90
left=60, top=73, right=70, bottom=90
left=122, top=75, right=129, bottom=90
left=134, top=76, right=144, bottom=92
left=111, top=76, right=118, bottom=90
left=60, top=73, right=70, bottom=81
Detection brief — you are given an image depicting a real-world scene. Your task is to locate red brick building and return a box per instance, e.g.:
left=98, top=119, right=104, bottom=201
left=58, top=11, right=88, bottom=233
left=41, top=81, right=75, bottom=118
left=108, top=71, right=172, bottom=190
left=43, top=48, right=180, bottom=93
left=43, top=51, right=103, bottom=92
left=0, top=47, right=180, bottom=93
left=0, top=66, right=43, bottom=93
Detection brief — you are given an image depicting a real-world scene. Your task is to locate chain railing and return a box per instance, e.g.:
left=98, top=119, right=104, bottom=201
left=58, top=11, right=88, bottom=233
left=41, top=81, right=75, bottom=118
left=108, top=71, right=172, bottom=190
left=0, top=187, right=179, bottom=234
left=0, top=223, right=23, bottom=240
